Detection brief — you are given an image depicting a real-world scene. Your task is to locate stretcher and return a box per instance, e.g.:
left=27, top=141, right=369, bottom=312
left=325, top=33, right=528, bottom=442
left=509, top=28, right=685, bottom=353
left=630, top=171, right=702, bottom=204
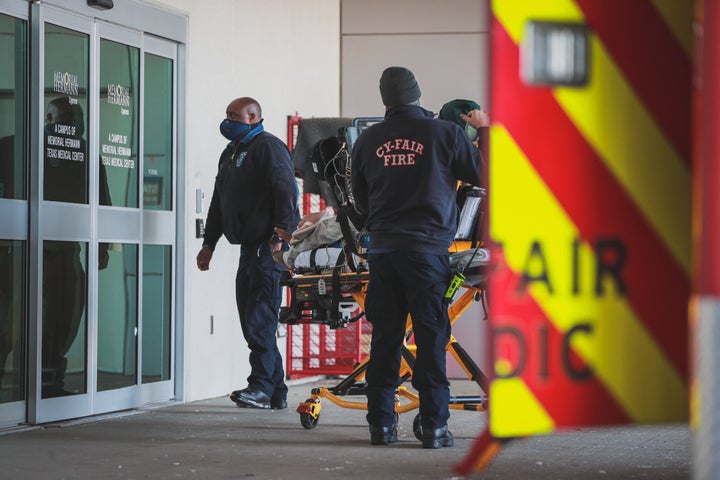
left=279, top=242, right=490, bottom=438
left=283, top=117, right=489, bottom=437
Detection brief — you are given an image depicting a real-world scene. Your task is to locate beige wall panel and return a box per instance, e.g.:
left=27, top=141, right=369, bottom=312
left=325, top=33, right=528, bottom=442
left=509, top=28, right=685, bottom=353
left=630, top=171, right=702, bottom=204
left=341, top=32, right=488, bottom=118
left=341, top=0, right=489, bottom=34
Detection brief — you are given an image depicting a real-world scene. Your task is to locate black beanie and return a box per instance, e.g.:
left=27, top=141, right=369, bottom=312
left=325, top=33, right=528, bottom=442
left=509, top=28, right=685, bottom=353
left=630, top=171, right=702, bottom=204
left=379, top=66, right=421, bottom=107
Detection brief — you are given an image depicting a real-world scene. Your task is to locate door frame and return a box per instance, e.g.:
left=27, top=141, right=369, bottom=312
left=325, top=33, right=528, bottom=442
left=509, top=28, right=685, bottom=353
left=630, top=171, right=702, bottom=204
left=0, top=0, right=30, bottom=428
left=12, top=0, right=188, bottom=426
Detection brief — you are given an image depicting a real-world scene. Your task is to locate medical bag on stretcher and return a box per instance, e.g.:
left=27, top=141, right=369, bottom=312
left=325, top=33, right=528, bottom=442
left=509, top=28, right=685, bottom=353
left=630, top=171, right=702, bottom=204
left=278, top=244, right=489, bottom=329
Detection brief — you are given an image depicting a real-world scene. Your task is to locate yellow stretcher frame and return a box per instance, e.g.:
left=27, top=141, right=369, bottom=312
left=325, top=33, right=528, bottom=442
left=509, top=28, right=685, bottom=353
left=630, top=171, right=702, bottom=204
left=286, top=264, right=488, bottom=437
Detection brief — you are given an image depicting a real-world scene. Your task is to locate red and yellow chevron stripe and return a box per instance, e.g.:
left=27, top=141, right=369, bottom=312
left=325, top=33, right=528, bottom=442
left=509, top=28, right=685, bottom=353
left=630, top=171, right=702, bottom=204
left=487, top=0, right=692, bottom=438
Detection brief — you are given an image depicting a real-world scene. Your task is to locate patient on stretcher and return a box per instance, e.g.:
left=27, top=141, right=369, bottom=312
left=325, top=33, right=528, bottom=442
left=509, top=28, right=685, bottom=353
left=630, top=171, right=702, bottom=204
left=272, top=206, right=364, bottom=272
left=274, top=110, right=488, bottom=281
left=272, top=204, right=488, bottom=289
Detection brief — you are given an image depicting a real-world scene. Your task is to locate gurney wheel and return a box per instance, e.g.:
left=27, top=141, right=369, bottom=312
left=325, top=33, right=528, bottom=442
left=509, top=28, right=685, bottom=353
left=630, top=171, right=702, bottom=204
left=299, top=398, right=320, bottom=429
left=300, top=413, right=320, bottom=430
left=300, top=412, right=319, bottom=429
left=412, top=413, right=423, bottom=441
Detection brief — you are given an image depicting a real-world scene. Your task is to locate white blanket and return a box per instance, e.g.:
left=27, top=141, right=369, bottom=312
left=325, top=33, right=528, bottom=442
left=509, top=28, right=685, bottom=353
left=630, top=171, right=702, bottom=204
left=292, top=247, right=364, bottom=273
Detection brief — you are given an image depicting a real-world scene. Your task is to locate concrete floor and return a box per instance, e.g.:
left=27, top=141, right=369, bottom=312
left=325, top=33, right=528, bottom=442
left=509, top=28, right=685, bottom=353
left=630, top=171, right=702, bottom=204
left=0, top=380, right=690, bottom=480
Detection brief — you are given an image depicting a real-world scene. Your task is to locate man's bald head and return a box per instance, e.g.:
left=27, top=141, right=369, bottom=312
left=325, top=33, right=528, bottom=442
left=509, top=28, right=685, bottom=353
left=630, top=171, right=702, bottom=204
left=226, top=97, right=262, bottom=124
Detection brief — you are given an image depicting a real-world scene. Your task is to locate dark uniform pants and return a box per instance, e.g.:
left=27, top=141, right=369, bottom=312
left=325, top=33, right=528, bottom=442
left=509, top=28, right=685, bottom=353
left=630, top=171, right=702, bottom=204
left=236, top=242, right=287, bottom=402
left=364, top=251, right=451, bottom=430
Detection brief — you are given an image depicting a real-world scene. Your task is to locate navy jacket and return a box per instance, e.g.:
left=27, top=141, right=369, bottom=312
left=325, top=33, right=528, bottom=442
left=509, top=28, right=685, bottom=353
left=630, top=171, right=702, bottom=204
left=350, top=105, right=483, bottom=255
left=203, top=127, right=300, bottom=248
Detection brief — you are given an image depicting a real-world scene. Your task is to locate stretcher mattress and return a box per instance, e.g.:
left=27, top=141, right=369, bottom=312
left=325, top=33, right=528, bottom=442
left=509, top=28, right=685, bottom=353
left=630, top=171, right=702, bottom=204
left=291, top=246, right=489, bottom=288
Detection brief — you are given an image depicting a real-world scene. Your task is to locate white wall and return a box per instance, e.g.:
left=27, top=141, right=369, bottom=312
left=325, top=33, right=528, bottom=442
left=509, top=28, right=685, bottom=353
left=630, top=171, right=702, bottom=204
left=340, top=0, right=490, bottom=118
left=146, top=0, right=342, bottom=402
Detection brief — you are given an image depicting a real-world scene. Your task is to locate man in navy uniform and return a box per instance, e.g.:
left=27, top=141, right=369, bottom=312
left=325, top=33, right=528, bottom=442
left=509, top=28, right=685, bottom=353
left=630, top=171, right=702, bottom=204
left=197, top=97, right=300, bottom=410
left=351, top=67, right=484, bottom=447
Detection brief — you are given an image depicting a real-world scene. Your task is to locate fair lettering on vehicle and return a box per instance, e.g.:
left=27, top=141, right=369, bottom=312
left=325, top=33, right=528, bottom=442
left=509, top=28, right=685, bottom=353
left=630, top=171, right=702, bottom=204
left=375, top=138, right=424, bottom=167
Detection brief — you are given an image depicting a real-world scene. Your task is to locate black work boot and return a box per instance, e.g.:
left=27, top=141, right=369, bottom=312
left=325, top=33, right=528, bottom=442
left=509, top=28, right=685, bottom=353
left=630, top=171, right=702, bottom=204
left=421, top=425, right=454, bottom=449
left=270, top=397, right=288, bottom=410
left=369, top=424, right=398, bottom=445
left=230, top=387, right=271, bottom=409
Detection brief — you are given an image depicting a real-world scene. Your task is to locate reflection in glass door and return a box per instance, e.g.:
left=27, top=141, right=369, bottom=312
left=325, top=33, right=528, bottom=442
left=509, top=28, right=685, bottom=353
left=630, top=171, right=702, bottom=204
left=0, top=12, right=26, bottom=200
left=43, top=23, right=89, bottom=204
left=0, top=241, right=25, bottom=403
left=41, top=241, right=87, bottom=398
left=40, top=21, right=91, bottom=406
left=0, top=7, right=27, bottom=427
left=99, top=38, right=139, bottom=208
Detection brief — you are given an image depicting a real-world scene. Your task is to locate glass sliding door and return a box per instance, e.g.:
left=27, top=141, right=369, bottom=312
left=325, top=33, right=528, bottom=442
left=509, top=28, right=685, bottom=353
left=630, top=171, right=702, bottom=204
left=140, top=36, right=176, bottom=401
left=0, top=3, right=28, bottom=427
left=41, top=23, right=91, bottom=400
left=92, top=22, right=142, bottom=414
left=99, top=38, right=139, bottom=208
left=96, top=35, right=141, bottom=396
left=142, top=52, right=173, bottom=212
left=34, top=8, right=95, bottom=423
left=5, top=0, right=184, bottom=426
left=142, top=244, right=171, bottom=384
left=97, top=243, right=137, bottom=391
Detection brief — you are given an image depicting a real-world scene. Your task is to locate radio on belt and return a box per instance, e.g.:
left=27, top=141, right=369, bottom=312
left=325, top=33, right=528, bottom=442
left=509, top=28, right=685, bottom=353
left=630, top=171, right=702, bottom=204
left=444, top=271, right=465, bottom=302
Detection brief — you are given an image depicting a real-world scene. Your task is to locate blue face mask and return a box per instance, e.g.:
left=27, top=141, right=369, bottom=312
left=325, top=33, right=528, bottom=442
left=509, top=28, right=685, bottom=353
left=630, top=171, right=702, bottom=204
left=219, top=118, right=252, bottom=140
